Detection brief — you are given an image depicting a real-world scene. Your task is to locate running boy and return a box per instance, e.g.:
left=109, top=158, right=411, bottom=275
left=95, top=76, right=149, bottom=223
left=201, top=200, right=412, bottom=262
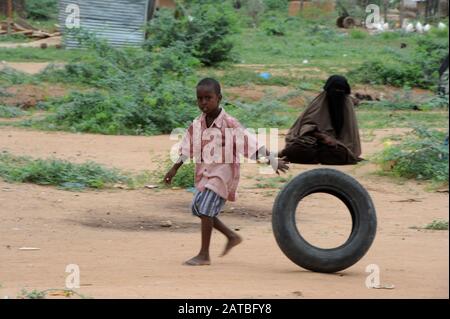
left=164, top=78, right=289, bottom=266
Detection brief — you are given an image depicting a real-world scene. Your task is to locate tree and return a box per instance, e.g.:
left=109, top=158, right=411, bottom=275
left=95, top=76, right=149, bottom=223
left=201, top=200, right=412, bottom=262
left=0, top=0, right=25, bottom=17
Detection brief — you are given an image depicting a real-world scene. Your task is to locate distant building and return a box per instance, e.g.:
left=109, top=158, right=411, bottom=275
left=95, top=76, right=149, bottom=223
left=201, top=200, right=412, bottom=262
left=59, top=0, right=176, bottom=48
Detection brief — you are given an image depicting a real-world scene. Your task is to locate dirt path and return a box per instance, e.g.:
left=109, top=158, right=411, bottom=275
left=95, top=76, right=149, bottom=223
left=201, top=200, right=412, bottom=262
left=0, top=127, right=448, bottom=298
left=0, top=62, right=50, bottom=75
left=0, top=36, right=61, bottom=49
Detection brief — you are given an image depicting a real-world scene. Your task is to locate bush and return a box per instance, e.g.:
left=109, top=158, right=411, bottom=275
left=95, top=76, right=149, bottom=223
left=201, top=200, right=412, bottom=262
left=24, top=0, right=58, bottom=20
left=169, top=161, right=196, bottom=188
left=40, top=31, right=199, bottom=90
left=152, top=158, right=195, bottom=188
left=414, top=37, right=449, bottom=88
left=262, top=16, right=287, bottom=36
left=0, top=152, right=130, bottom=190
left=262, top=0, right=288, bottom=10
left=145, top=4, right=238, bottom=66
left=424, top=220, right=449, bottom=230
left=348, top=60, right=425, bottom=88
left=0, top=67, right=35, bottom=85
left=0, top=105, right=26, bottom=118
left=244, top=0, right=266, bottom=27
left=36, top=31, right=199, bottom=135
left=375, top=127, right=449, bottom=185
left=36, top=87, right=197, bottom=135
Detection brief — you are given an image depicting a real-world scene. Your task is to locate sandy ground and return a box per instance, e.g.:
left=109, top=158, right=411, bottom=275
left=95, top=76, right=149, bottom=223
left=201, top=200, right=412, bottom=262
left=0, top=125, right=448, bottom=299
left=0, top=36, right=61, bottom=49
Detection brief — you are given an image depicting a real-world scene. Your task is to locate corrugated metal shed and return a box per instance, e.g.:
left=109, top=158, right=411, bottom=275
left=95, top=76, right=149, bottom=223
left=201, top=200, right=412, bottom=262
left=59, top=0, right=156, bottom=48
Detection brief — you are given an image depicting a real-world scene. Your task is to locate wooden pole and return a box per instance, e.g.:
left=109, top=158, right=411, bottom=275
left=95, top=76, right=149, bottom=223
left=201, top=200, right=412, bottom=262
left=7, top=0, right=13, bottom=34
left=383, top=0, right=388, bottom=23
left=399, top=0, right=405, bottom=28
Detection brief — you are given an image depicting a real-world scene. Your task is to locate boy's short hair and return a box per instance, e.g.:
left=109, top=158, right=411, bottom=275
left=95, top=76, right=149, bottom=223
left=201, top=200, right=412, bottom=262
left=197, top=78, right=221, bottom=96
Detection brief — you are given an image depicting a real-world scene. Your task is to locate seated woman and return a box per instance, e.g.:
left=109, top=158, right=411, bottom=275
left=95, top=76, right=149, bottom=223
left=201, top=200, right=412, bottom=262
left=279, top=75, right=362, bottom=165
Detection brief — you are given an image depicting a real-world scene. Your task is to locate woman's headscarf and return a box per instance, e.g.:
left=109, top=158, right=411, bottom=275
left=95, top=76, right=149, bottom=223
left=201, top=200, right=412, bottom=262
left=324, top=75, right=351, bottom=138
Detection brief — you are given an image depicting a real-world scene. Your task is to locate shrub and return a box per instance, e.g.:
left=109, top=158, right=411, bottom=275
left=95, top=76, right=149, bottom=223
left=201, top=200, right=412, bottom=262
left=36, top=31, right=200, bottom=135
left=375, top=127, right=449, bottom=184
left=24, top=0, right=58, bottom=20
left=145, top=4, right=238, bottom=66
left=244, top=0, right=266, bottom=27
left=262, top=15, right=287, bottom=36
left=36, top=87, right=197, bottom=135
left=0, top=67, right=35, bottom=85
left=414, top=37, right=449, bottom=88
left=424, top=220, right=449, bottom=230
left=0, top=152, right=130, bottom=190
left=348, top=60, right=425, bottom=88
left=0, top=105, right=26, bottom=118
left=152, top=158, right=195, bottom=188
left=262, top=0, right=288, bottom=10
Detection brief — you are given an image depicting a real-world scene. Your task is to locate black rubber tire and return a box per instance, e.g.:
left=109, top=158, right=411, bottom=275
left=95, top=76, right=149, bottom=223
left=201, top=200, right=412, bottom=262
left=336, top=16, right=346, bottom=28
left=272, top=168, right=377, bottom=273
left=343, top=16, right=356, bottom=29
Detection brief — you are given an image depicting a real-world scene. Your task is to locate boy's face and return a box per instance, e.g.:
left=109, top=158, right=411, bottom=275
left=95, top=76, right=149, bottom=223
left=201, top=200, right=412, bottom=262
left=197, top=85, right=222, bottom=115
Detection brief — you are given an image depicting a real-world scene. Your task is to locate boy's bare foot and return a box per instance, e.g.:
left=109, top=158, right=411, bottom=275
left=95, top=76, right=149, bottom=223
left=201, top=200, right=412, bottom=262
left=183, top=255, right=211, bottom=266
left=220, top=235, right=243, bottom=257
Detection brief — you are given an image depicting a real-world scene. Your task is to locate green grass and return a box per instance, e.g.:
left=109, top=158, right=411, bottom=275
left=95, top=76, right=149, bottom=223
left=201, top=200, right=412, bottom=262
left=349, top=29, right=368, bottom=39
left=0, top=152, right=134, bottom=190
left=0, top=34, right=30, bottom=43
left=0, top=47, right=93, bottom=62
left=254, top=175, right=292, bottom=189
left=27, top=18, right=59, bottom=33
left=424, top=220, right=449, bottom=230
left=201, top=68, right=298, bottom=87
left=356, top=109, right=449, bottom=129
left=232, top=25, right=421, bottom=70
left=360, top=94, right=449, bottom=111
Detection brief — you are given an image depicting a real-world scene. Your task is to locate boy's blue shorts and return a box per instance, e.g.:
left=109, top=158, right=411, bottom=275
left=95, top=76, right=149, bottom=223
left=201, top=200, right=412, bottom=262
left=191, top=188, right=226, bottom=218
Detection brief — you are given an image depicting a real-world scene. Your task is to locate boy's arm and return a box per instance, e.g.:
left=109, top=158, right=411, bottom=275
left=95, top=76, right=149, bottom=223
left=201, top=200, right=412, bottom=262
left=165, top=123, right=194, bottom=185
left=254, top=146, right=290, bottom=175
left=164, top=155, right=188, bottom=185
left=233, top=121, right=290, bottom=175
